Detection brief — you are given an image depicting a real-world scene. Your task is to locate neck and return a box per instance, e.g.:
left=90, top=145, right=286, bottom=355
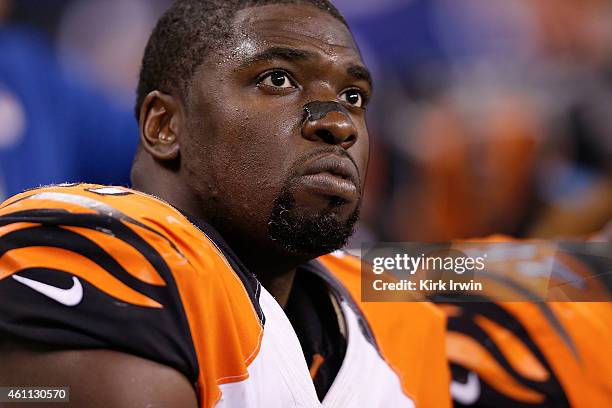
left=223, top=236, right=312, bottom=308
left=257, top=268, right=297, bottom=308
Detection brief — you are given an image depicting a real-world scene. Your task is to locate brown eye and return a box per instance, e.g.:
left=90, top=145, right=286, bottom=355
left=260, top=70, right=294, bottom=88
left=340, top=89, right=364, bottom=108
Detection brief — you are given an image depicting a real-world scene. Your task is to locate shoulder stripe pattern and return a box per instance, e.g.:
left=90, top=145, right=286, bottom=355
left=0, top=190, right=186, bottom=308
left=0, top=186, right=200, bottom=385
left=1, top=210, right=168, bottom=308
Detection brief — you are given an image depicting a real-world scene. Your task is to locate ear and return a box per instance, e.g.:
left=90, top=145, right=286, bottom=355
left=139, top=91, right=182, bottom=161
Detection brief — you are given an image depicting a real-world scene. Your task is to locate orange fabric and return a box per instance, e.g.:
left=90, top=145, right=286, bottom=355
left=0, top=184, right=267, bottom=407
left=60, top=226, right=166, bottom=286
left=504, top=302, right=612, bottom=408
left=73, top=185, right=264, bottom=406
left=309, top=353, right=325, bottom=379
left=152, top=211, right=264, bottom=407
left=453, top=235, right=612, bottom=406
left=0, top=197, right=98, bottom=215
left=0, top=222, right=40, bottom=236
left=0, top=246, right=162, bottom=308
left=446, top=331, right=545, bottom=403
left=82, top=184, right=265, bottom=406
left=474, top=315, right=549, bottom=382
left=319, top=253, right=452, bottom=408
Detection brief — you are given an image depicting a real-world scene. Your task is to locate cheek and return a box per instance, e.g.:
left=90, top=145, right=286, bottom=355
left=212, top=105, right=298, bottom=207
left=188, top=81, right=303, bottom=210
left=355, top=126, right=370, bottom=188
left=238, top=101, right=299, bottom=164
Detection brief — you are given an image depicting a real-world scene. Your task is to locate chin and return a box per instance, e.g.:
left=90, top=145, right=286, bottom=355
left=267, top=189, right=360, bottom=256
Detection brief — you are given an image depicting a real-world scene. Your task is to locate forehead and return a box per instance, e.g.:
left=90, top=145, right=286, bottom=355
left=231, top=4, right=361, bottom=62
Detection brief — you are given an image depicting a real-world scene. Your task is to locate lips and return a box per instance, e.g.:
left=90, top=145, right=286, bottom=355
left=297, top=155, right=360, bottom=202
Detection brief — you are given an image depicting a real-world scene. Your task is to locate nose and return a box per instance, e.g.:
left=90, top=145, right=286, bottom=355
left=301, top=101, right=358, bottom=149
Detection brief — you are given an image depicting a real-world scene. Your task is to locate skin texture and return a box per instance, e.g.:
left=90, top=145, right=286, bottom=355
left=0, top=5, right=371, bottom=406
left=0, top=339, right=198, bottom=407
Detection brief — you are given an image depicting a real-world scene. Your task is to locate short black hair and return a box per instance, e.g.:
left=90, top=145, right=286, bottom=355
left=135, top=0, right=347, bottom=119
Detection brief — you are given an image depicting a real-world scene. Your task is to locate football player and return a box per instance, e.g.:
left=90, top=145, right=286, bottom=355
left=0, top=1, right=449, bottom=407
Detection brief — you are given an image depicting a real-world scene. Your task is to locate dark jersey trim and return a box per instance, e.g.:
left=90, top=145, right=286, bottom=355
left=301, top=259, right=380, bottom=352
left=183, top=214, right=265, bottom=325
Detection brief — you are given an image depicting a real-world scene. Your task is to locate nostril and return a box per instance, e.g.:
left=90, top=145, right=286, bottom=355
left=315, top=129, right=336, bottom=145
left=343, top=134, right=356, bottom=146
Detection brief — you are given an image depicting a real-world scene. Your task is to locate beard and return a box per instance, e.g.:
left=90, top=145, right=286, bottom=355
left=266, top=186, right=361, bottom=257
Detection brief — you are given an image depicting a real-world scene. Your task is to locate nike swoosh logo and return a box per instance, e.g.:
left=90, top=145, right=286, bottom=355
left=451, top=371, right=481, bottom=405
left=12, top=274, right=83, bottom=307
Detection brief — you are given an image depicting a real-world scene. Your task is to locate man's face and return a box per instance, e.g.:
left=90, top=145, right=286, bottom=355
left=181, top=4, right=371, bottom=256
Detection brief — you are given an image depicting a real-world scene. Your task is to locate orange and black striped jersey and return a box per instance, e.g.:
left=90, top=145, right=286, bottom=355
left=0, top=184, right=450, bottom=407
left=433, top=239, right=612, bottom=407
left=438, top=301, right=612, bottom=408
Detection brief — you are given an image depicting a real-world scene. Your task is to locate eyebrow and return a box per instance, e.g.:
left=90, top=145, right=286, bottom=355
left=347, top=65, right=372, bottom=89
left=246, top=47, right=315, bottom=64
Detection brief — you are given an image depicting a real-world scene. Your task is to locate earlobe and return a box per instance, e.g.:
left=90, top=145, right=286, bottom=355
left=139, top=91, right=182, bottom=162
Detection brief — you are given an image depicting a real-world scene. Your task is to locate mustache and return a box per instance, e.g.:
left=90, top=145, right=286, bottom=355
left=291, top=146, right=362, bottom=185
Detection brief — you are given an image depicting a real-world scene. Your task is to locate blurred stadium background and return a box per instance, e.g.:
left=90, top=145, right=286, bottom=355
left=1, top=0, right=611, bottom=243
